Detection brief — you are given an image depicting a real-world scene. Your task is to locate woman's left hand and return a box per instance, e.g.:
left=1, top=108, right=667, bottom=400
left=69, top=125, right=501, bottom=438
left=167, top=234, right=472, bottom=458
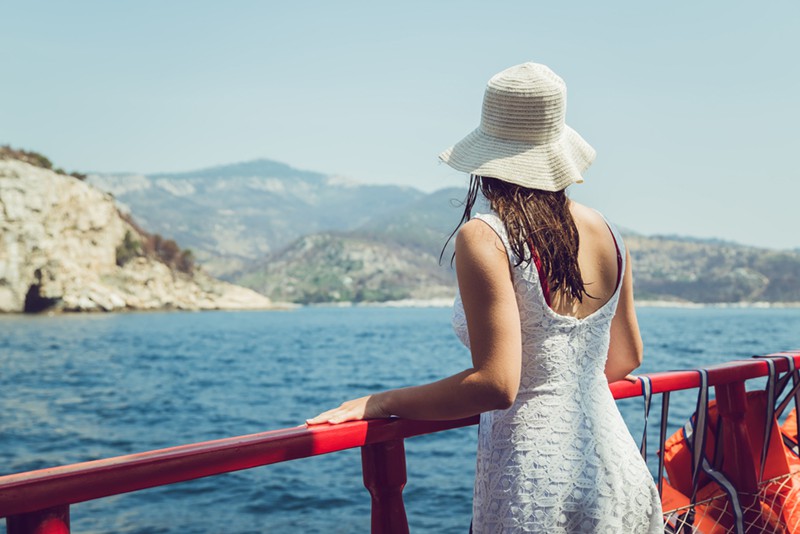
left=306, top=394, right=390, bottom=425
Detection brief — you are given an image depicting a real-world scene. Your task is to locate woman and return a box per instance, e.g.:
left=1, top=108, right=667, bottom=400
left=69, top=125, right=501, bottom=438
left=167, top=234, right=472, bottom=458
left=307, top=63, right=662, bottom=532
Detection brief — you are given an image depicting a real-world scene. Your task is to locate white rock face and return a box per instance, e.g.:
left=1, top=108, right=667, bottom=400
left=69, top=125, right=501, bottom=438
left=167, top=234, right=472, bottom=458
left=0, top=159, right=277, bottom=313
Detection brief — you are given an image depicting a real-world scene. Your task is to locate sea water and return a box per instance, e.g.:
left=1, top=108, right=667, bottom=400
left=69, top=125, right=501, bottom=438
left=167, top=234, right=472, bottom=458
left=1, top=306, right=800, bottom=533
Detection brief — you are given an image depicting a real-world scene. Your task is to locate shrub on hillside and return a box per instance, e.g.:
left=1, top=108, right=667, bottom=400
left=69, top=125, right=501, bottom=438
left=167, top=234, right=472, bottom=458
left=116, top=230, right=142, bottom=266
left=0, top=145, right=87, bottom=180
left=157, top=238, right=180, bottom=265
left=0, top=145, right=53, bottom=169
left=176, top=250, right=195, bottom=274
left=117, top=212, right=196, bottom=274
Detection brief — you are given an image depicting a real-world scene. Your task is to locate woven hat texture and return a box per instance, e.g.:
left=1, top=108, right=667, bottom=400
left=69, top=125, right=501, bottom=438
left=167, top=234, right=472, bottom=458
left=439, top=62, right=595, bottom=191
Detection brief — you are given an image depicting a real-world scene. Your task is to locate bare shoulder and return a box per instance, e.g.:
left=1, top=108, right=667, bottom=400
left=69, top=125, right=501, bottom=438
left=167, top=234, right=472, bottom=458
left=456, top=218, right=504, bottom=256
left=456, top=219, right=514, bottom=306
left=455, top=219, right=508, bottom=276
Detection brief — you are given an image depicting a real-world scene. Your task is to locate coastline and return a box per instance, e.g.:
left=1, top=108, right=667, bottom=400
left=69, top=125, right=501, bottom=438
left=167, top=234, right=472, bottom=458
left=307, top=298, right=454, bottom=309
left=315, top=298, right=800, bottom=310
left=7, top=298, right=800, bottom=316
left=634, top=300, right=800, bottom=309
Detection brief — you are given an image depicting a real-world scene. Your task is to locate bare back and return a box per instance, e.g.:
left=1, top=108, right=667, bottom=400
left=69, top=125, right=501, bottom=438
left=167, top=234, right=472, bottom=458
left=547, top=201, right=621, bottom=319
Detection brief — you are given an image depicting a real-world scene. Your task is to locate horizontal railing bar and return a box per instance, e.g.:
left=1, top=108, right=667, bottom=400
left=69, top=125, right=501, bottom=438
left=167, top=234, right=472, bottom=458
left=609, top=350, right=800, bottom=399
left=2, top=350, right=798, bottom=518
left=0, top=416, right=477, bottom=517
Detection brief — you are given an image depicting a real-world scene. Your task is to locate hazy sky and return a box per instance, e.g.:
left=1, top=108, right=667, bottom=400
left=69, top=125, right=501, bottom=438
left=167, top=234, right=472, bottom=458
left=2, top=2, right=798, bottom=249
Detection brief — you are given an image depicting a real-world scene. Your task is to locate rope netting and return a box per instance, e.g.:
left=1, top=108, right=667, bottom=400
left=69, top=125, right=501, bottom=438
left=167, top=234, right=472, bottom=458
left=662, top=471, right=800, bottom=533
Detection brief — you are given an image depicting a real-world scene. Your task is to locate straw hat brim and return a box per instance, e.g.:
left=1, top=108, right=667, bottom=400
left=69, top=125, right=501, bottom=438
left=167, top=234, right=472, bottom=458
left=438, top=125, right=596, bottom=192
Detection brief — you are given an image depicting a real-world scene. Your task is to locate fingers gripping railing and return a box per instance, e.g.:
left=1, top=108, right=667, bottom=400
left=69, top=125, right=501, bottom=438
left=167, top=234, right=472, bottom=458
left=3, top=350, right=800, bottom=533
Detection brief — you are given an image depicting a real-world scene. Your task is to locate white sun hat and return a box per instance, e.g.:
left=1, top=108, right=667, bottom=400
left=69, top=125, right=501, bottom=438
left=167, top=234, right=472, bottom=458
left=439, top=62, right=596, bottom=192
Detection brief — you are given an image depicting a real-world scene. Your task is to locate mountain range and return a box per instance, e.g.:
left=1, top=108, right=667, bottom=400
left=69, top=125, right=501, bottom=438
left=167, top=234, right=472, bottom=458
left=88, top=159, right=800, bottom=305
left=89, top=160, right=424, bottom=276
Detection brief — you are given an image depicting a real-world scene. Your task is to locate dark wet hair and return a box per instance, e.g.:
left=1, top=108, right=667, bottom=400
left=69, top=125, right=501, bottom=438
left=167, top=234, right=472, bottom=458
left=442, top=175, right=590, bottom=302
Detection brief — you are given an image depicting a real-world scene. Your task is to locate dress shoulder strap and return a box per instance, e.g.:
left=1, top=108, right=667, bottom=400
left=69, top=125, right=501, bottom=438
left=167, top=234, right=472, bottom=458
left=472, top=212, right=515, bottom=263
left=594, top=211, right=626, bottom=293
left=473, top=212, right=553, bottom=305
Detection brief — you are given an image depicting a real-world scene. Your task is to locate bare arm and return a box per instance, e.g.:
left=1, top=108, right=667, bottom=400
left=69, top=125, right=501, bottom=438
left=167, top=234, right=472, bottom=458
left=605, top=248, right=644, bottom=382
left=307, top=219, right=522, bottom=424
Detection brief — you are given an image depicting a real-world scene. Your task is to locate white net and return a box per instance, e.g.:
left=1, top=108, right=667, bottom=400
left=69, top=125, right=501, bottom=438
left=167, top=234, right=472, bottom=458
left=662, top=471, right=800, bottom=533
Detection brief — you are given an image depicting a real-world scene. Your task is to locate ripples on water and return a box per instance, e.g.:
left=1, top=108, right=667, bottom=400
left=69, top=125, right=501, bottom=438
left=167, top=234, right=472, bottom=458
left=1, top=306, right=799, bottom=533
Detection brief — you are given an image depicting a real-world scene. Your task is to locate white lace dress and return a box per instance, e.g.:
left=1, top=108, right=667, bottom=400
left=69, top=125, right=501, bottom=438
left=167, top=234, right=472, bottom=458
left=453, top=212, right=662, bottom=533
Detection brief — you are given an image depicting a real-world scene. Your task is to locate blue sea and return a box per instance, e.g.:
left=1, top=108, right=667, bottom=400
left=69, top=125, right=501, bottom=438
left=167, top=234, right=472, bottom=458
left=2, top=305, right=800, bottom=533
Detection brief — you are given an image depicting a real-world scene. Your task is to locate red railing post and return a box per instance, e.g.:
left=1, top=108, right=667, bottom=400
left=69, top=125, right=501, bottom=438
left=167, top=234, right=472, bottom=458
left=361, top=438, right=409, bottom=534
left=7, top=505, right=70, bottom=534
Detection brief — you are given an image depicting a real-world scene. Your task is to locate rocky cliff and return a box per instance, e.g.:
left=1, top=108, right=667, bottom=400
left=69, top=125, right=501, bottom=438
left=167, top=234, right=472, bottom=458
left=0, top=159, right=277, bottom=313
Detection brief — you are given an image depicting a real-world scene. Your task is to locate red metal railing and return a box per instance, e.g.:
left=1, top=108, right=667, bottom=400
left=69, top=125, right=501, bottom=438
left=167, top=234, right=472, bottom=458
left=3, top=350, right=800, bottom=534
